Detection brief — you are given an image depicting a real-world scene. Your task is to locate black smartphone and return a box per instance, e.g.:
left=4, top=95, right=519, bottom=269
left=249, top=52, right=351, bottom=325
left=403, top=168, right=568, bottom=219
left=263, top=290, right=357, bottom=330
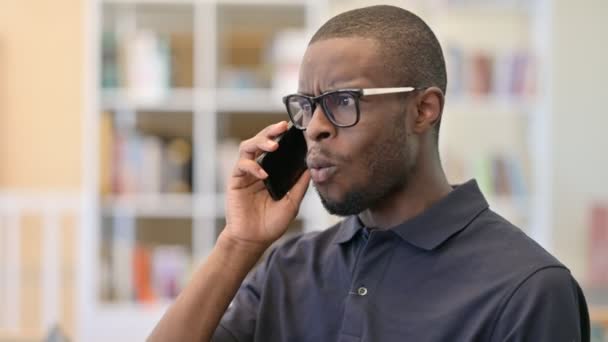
left=256, top=123, right=308, bottom=201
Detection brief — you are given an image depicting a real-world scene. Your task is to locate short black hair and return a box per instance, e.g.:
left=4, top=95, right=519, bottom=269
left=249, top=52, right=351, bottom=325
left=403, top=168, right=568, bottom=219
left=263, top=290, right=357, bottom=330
left=310, top=5, right=447, bottom=143
left=310, top=5, right=447, bottom=94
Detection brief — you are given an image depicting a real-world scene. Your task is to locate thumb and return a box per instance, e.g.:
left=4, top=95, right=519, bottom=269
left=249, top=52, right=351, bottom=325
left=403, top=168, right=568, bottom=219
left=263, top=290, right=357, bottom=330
left=282, top=169, right=311, bottom=206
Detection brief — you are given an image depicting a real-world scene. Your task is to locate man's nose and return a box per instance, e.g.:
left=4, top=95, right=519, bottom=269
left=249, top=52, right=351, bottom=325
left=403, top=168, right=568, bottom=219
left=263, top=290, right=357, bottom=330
left=304, top=104, right=336, bottom=142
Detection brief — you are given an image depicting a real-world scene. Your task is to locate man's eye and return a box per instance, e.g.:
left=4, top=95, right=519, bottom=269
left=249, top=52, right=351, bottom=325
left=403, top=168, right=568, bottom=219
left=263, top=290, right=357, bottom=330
left=302, top=103, right=312, bottom=112
left=337, top=95, right=354, bottom=106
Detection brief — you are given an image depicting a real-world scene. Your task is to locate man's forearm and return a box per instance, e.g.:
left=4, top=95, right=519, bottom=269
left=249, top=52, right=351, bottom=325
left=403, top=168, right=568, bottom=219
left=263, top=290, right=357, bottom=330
left=148, top=230, right=268, bottom=342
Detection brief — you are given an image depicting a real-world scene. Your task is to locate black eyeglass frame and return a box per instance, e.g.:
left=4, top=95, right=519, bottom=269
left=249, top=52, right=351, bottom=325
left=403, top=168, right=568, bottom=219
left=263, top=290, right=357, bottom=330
left=282, top=87, right=421, bottom=130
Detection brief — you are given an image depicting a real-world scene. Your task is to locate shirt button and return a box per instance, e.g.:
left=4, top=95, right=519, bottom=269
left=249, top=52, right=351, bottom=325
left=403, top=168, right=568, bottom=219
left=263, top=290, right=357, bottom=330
left=357, top=286, right=368, bottom=296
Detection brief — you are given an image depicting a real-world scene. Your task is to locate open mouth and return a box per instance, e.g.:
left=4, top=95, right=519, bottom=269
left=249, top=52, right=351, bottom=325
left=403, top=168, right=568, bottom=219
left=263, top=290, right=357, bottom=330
left=310, top=166, right=337, bottom=184
left=307, top=155, right=337, bottom=184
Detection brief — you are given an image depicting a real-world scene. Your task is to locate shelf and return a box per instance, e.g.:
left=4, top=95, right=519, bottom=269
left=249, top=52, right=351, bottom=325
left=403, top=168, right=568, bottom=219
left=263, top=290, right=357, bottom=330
left=591, top=305, right=608, bottom=325
left=98, top=301, right=171, bottom=313
left=445, top=95, right=535, bottom=116
left=86, top=303, right=169, bottom=342
left=102, top=0, right=195, bottom=4
left=101, top=0, right=306, bottom=5
left=101, top=193, right=219, bottom=217
left=431, top=0, right=534, bottom=16
left=217, top=0, right=307, bottom=5
left=101, top=88, right=199, bottom=112
left=216, top=88, right=287, bottom=112
left=101, top=88, right=290, bottom=113
left=100, top=191, right=323, bottom=220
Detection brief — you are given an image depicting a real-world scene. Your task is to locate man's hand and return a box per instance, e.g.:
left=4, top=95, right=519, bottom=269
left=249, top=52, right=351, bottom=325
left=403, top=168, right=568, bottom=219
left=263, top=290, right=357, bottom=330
left=223, top=120, right=311, bottom=249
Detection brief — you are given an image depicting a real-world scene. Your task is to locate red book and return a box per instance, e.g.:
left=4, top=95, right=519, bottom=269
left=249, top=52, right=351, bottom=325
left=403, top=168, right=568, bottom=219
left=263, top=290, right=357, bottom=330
left=589, top=204, right=608, bottom=286
left=133, top=245, right=156, bottom=303
left=469, top=52, right=494, bottom=96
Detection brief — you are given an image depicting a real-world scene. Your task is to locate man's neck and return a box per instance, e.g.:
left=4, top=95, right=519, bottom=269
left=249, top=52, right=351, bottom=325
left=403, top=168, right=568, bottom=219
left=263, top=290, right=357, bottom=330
left=358, top=164, right=452, bottom=230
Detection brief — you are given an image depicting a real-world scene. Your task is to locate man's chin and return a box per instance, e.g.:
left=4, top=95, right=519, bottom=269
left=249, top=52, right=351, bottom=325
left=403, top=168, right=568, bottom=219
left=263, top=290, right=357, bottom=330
left=315, top=187, right=367, bottom=217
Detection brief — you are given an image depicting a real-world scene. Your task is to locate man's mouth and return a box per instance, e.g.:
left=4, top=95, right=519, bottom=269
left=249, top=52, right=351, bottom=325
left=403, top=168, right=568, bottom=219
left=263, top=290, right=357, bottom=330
left=310, top=166, right=337, bottom=184
left=307, top=157, right=337, bottom=184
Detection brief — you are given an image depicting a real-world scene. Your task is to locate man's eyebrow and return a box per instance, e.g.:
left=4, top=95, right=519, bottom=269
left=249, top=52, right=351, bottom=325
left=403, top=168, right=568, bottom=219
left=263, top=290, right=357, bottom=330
left=297, top=83, right=360, bottom=96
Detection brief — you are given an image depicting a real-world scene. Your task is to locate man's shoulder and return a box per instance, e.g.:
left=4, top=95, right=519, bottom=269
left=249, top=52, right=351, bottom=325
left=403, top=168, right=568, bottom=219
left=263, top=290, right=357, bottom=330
left=461, top=208, right=567, bottom=274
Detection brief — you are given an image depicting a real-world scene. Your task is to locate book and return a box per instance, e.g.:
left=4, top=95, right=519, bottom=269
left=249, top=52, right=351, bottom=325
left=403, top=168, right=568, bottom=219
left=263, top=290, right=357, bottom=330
left=133, top=245, right=155, bottom=303
left=111, top=215, right=135, bottom=301
left=108, top=118, right=193, bottom=195
left=100, top=112, right=114, bottom=196
left=468, top=51, right=494, bottom=96
left=270, top=29, right=308, bottom=95
left=169, top=32, right=194, bottom=88
left=589, top=204, right=608, bottom=287
left=163, top=137, right=193, bottom=193
left=101, top=31, right=120, bottom=88
left=124, top=30, right=171, bottom=104
left=445, top=45, right=465, bottom=96
left=139, top=136, right=163, bottom=194
left=152, top=246, right=189, bottom=300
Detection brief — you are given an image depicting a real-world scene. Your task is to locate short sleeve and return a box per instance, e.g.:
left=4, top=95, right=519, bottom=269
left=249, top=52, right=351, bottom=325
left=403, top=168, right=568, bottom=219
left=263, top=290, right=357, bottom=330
left=490, top=266, right=590, bottom=342
left=211, top=248, right=277, bottom=342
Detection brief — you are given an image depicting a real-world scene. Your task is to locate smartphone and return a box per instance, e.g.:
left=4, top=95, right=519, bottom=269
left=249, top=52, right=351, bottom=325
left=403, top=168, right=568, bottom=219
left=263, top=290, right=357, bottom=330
left=256, top=123, right=308, bottom=201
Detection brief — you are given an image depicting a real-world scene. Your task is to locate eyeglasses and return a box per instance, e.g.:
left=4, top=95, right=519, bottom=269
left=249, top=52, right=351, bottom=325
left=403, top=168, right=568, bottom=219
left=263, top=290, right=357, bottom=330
left=282, top=87, right=419, bottom=130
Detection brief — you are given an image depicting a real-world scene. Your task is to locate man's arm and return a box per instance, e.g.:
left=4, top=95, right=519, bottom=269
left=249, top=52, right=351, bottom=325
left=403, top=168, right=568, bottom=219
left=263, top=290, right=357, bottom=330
left=147, top=121, right=311, bottom=342
left=148, top=233, right=266, bottom=342
left=490, top=266, right=589, bottom=342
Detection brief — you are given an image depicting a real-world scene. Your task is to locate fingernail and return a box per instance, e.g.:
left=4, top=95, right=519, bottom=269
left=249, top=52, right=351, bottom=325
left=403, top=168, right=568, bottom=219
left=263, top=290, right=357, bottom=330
left=260, top=169, right=268, bottom=178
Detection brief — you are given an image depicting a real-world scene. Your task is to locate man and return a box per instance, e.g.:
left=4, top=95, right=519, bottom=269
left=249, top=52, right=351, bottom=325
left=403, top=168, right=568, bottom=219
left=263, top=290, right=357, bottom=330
left=149, top=5, right=589, bottom=342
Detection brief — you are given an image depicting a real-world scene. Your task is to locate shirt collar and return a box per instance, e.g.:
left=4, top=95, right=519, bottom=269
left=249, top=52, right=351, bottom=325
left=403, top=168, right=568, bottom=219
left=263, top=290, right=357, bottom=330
left=332, top=179, right=489, bottom=250
left=332, top=215, right=365, bottom=244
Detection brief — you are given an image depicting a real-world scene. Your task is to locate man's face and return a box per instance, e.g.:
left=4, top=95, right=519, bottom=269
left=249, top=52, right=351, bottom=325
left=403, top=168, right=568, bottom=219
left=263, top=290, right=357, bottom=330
left=300, top=37, right=418, bottom=216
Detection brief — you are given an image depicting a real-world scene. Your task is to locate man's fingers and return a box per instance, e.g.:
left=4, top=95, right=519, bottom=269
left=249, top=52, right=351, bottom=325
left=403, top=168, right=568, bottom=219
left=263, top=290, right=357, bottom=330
left=282, top=170, right=311, bottom=205
left=239, top=121, right=289, bottom=159
left=232, top=158, right=268, bottom=180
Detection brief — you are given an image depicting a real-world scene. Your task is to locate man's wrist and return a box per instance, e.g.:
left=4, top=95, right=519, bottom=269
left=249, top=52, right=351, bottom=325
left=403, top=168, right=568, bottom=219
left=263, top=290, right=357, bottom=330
left=216, top=229, right=270, bottom=261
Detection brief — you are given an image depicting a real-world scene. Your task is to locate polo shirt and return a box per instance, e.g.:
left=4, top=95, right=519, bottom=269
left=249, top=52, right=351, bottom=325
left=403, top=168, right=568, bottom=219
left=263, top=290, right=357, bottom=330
left=213, top=180, right=589, bottom=341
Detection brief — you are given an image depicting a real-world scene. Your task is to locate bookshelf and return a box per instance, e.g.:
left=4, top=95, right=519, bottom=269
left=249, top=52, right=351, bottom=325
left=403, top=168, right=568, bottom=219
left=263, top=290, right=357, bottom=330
left=82, top=0, right=558, bottom=340
left=84, top=0, right=328, bottom=341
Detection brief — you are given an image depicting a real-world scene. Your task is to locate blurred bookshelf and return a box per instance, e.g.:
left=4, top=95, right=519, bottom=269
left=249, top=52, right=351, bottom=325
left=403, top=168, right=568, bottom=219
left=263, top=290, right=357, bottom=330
left=82, top=0, right=607, bottom=340
left=86, top=0, right=329, bottom=340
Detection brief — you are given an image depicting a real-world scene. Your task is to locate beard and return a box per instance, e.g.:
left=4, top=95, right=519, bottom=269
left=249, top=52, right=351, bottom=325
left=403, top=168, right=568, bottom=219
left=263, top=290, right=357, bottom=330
left=315, top=114, right=416, bottom=216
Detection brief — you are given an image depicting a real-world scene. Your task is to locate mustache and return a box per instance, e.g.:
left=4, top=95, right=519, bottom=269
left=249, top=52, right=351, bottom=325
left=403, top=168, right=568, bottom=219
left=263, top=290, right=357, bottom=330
left=306, top=146, right=348, bottom=164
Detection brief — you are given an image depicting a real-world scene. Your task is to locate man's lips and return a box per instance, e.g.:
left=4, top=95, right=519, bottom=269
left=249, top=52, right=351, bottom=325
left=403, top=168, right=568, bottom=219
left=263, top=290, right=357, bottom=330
left=307, top=157, right=337, bottom=184
left=309, top=166, right=337, bottom=184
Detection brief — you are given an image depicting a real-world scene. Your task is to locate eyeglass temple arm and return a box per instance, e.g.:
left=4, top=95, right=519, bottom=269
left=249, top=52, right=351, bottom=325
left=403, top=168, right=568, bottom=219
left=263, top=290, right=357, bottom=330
left=361, top=87, right=416, bottom=96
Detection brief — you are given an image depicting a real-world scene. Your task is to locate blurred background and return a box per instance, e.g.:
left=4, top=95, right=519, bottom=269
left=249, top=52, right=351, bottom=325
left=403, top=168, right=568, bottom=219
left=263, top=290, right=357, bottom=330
left=0, top=0, right=607, bottom=341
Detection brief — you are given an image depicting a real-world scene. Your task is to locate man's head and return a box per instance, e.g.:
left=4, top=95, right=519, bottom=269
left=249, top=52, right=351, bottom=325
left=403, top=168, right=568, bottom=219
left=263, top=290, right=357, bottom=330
left=309, top=5, right=447, bottom=97
left=299, top=5, right=447, bottom=216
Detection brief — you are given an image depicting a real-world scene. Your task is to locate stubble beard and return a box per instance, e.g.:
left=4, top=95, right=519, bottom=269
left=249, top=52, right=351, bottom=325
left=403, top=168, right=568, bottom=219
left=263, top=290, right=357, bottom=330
left=316, top=115, right=416, bottom=216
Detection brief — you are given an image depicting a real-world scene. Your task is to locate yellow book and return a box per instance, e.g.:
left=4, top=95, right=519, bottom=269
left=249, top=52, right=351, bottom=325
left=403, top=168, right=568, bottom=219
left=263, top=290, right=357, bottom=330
left=99, top=111, right=114, bottom=195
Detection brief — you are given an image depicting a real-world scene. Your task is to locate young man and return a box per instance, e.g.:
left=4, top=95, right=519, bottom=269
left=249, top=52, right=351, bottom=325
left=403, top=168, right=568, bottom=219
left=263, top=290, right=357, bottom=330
left=149, top=5, right=589, bottom=342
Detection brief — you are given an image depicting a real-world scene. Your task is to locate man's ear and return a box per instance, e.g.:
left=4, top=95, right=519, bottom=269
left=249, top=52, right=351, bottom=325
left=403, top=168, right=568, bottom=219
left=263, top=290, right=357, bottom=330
left=413, top=87, right=444, bottom=134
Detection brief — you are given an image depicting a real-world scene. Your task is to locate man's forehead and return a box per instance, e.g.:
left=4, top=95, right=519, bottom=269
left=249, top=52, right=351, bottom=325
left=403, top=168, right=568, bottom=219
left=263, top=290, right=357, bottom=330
left=298, top=37, right=385, bottom=93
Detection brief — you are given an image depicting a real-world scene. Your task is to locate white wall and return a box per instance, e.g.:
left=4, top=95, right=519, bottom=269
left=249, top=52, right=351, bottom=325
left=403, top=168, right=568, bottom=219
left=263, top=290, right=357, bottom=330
left=550, top=0, right=608, bottom=281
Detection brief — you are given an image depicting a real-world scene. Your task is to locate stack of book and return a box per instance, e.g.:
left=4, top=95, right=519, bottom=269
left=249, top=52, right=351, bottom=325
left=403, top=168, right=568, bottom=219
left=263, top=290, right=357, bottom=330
left=445, top=153, right=528, bottom=199
left=101, top=30, right=194, bottom=102
left=100, top=112, right=193, bottom=195
left=446, top=45, right=536, bottom=100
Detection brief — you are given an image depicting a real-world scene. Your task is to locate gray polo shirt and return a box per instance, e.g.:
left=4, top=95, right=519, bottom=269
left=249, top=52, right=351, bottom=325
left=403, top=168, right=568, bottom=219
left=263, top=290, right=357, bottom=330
left=213, top=180, right=589, bottom=341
